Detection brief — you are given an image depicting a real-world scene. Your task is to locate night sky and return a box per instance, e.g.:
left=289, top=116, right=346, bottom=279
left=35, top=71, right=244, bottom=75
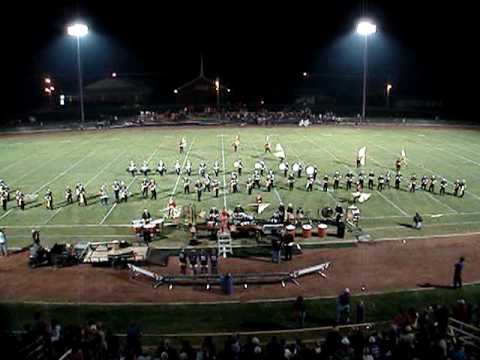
left=2, top=1, right=475, bottom=119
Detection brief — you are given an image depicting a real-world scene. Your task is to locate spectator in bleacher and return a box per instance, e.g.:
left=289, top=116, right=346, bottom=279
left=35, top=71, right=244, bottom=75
left=453, top=256, right=465, bottom=289
left=125, top=322, right=142, bottom=359
left=336, top=288, right=351, bottom=324
left=293, top=296, right=307, bottom=328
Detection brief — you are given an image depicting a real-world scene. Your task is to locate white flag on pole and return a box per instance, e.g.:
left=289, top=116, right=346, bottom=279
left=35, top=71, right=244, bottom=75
left=357, top=146, right=367, bottom=166
left=273, top=144, right=286, bottom=160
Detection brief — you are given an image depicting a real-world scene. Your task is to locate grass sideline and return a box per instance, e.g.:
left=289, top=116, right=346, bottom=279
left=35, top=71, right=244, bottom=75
left=2, top=284, right=479, bottom=339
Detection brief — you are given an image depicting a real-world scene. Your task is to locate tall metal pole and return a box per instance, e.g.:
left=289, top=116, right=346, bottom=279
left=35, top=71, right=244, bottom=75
left=76, top=36, right=85, bottom=127
left=361, top=35, right=368, bottom=122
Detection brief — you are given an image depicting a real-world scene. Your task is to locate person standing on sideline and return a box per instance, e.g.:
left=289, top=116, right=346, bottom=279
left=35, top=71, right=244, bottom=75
left=453, top=257, right=465, bottom=289
left=293, top=296, right=307, bottom=328
left=0, top=228, right=7, bottom=256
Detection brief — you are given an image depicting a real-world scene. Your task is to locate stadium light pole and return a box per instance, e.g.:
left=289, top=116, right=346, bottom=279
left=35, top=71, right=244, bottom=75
left=386, top=83, right=393, bottom=108
left=67, top=22, right=89, bottom=127
left=356, top=19, right=376, bottom=122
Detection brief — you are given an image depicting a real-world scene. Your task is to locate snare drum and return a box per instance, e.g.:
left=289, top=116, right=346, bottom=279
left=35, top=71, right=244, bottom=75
left=302, top=224, right=312, bottom=238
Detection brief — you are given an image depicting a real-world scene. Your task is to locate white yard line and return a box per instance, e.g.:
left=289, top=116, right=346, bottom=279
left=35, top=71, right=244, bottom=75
left=44, top=208, right=62, bottom=224
left=422, top=190, right=458, bottom=214
left=375, top=190, right=409, bottom=216
left=0, top=209, right=13, bottom=221
left=436, top=147, right=480, bottom=167
left=375, top=231, right=480, bottom=242
left=220, top=135, right=228, bottom=208
left=32, top=150, right=96, bottom=195
left=365, top=220, right=480, bottom=232
left=170, top=139, right=195, bottom=200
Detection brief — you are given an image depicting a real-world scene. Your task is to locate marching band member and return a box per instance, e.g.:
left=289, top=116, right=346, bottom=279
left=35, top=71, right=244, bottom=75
left=428, top=175, right=437, bottom=193
left=358, top=171, right=365, bottom=189
left=127, top=161, right=137, bottom=177
left=141, top=178, right=149, bottom=198
left=287, top=172, right=295, bottom=191
left=333, top=171, right=341, bottom=190
left=282, top=161, right=289, bottom=177
left=174, top=160, right=181, bottom=175
left=385, top=172, right=392, bottom=189
left=179, top=137, right=186, bottom=154
left=368, top=171, right=375, bottom=190
left=395, top=159, right=402, bottom=172
left=453, top=179, right=460, bottom=196
left=395, top=173, right=402, bottom=190
left=266, top=173, right=273, bottom=192
left=259, top=160, right=266, bottom=176
left=253, top=170, right=261, bottom=189
left=44, top=189, right=54, bottom=210
left=246, top=177, right=254, bottom=195
left=185, top=160, right=192, bottom=176
left=293, top=162, right=302, bottom=178
left=112, top=181, right=120, bottom=202
left=140, top=161, right=150, bottom=176
left=306, top=176, right=314, bottom=192
left=409, top=174, right=417, bottom=193
left=100, top=184, right=109, bottom=206
left=120, top=184, right=128, bottom=203
left=345, top=171, right=354, bottom=191
left=195, top=180, right=203, bottom=201
left=213, top=161, right=220, bottom=177
left=377, top=174, right=385, bottom=192
left=183, top=176, right=191, bottom=194
left=459, top=179, right=466, bottom=198
left=198, top=161, right=207, bottom=177
left=323, top=174, right=329, bottom=192
left=212, top=178, right=220, bottom=198
left=232, top=135, right=240, bottom=152
left=142, top=208, right=152, bottom=223
left=167, top=198, right=176, bottom=218
left=1, top=190, right=8, bottom=211
left=356, top=180, right=363, bottom=193
left=230, top=175, right=239, bottom=193
left=18, top=191, right=25, bottom=210
left=204, top=174, right=211, bottom=192
left=256, top=194, right=263, bottom=205
left=79, top=188, right=87, bottom=207
left=440, top=178, right=447, bottom=196
left=264, top=136, right=272, bottom=153
left=313, top=166, right=318, bottom=181
left=149, top=179, right=157, bottom=200
left=421, top=175, right=428, bottom=191
left=156, top=160, right=167, bottom=176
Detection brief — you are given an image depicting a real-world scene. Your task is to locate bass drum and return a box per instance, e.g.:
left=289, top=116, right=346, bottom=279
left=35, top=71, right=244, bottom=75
left=292, top=163, right=300, bottom=172
left=306, top=165, right=315, bottom=176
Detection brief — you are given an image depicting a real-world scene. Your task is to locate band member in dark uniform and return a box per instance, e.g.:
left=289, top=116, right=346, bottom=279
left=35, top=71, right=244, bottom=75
left=358, top=172, right=365, bottom=189
left=409, top=175, right=417, bottom=193
left=142, top=208, right=151, bottom=223
left=428, top=176, right=437, bottom=193
left=385, top=172, right=392, bottom=189
left=112, top=182, right=120, bottom=203
left=323, top=175, right=329, bottom=192
left=141, top=178, right=149, bottom=198
left=395, top=159, right=402, bottom=172
left=333, top=172, right=341, bottom=190
left=253, top=171, right=261, bottom=189
left=212, top=178, right=220, bottom=198
left=345, top=171, right=353, bottom=191
left=395, top=173, right=402, bottom=190
left=421, top=175, right=428, bottom=191
left=199, top=250, right=209, bottom=274
left=368, top=171, right=374, bottom=190
left=213, top=161, right=220, bottom=177
left=306, top=176, right=314, bottom=192
left=453, top=257, right=465, bottom=288
left=179, top=249, right=187, bottom=275
left=183, top=177, right=190, bottom=194
left=440, top=178, right=447, bottom=195
left=266, top=174, right=273, bottom=192
left=195, top=180, right=203, bottom=201
left=377, top=174, right=385, bottom=191
left=149, top=180, right=157, bottom=200
left=246, top=177, right=254, bottom=195
left=288, top=172, right=295, bottom=191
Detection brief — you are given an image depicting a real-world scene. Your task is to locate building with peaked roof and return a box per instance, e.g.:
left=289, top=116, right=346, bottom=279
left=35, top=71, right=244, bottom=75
left=84, top=77, right=154, bottom=104
left=174, top=58, right=230, bottom=108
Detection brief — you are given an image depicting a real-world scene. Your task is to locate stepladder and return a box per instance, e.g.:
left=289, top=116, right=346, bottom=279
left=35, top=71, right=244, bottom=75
left=217, top=231, right=233, bottom=258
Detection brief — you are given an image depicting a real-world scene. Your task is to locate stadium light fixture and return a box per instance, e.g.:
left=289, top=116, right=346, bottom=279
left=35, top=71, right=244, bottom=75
left=173, top=89, right=178, bottom=94
left=356, top=19, right=377, bottom=122
left=356, top=20, right=376, bottom=36
left=112, top=72, right=117, bottom=78
left=44, top=78, right=51, bottom=84
left=386, top=83, right=393, bottom=108
left=302, top=72, right=308, bottom=77
left=67, top=22, right=89, bottom=127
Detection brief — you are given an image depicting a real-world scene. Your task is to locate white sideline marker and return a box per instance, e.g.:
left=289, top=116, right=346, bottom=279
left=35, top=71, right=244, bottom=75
left=170, top=139, right=195, bottom=200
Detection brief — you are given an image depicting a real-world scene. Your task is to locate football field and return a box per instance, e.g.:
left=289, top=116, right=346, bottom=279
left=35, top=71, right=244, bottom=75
left=1, top=125, right=480, bottom=248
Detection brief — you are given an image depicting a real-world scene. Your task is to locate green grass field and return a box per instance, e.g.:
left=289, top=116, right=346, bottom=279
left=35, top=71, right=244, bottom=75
left=1, top=125, right=480, bottom=248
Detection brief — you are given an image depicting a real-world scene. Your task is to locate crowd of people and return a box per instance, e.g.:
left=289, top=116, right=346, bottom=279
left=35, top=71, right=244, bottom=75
left=2, top=294, right=479, bottom=360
